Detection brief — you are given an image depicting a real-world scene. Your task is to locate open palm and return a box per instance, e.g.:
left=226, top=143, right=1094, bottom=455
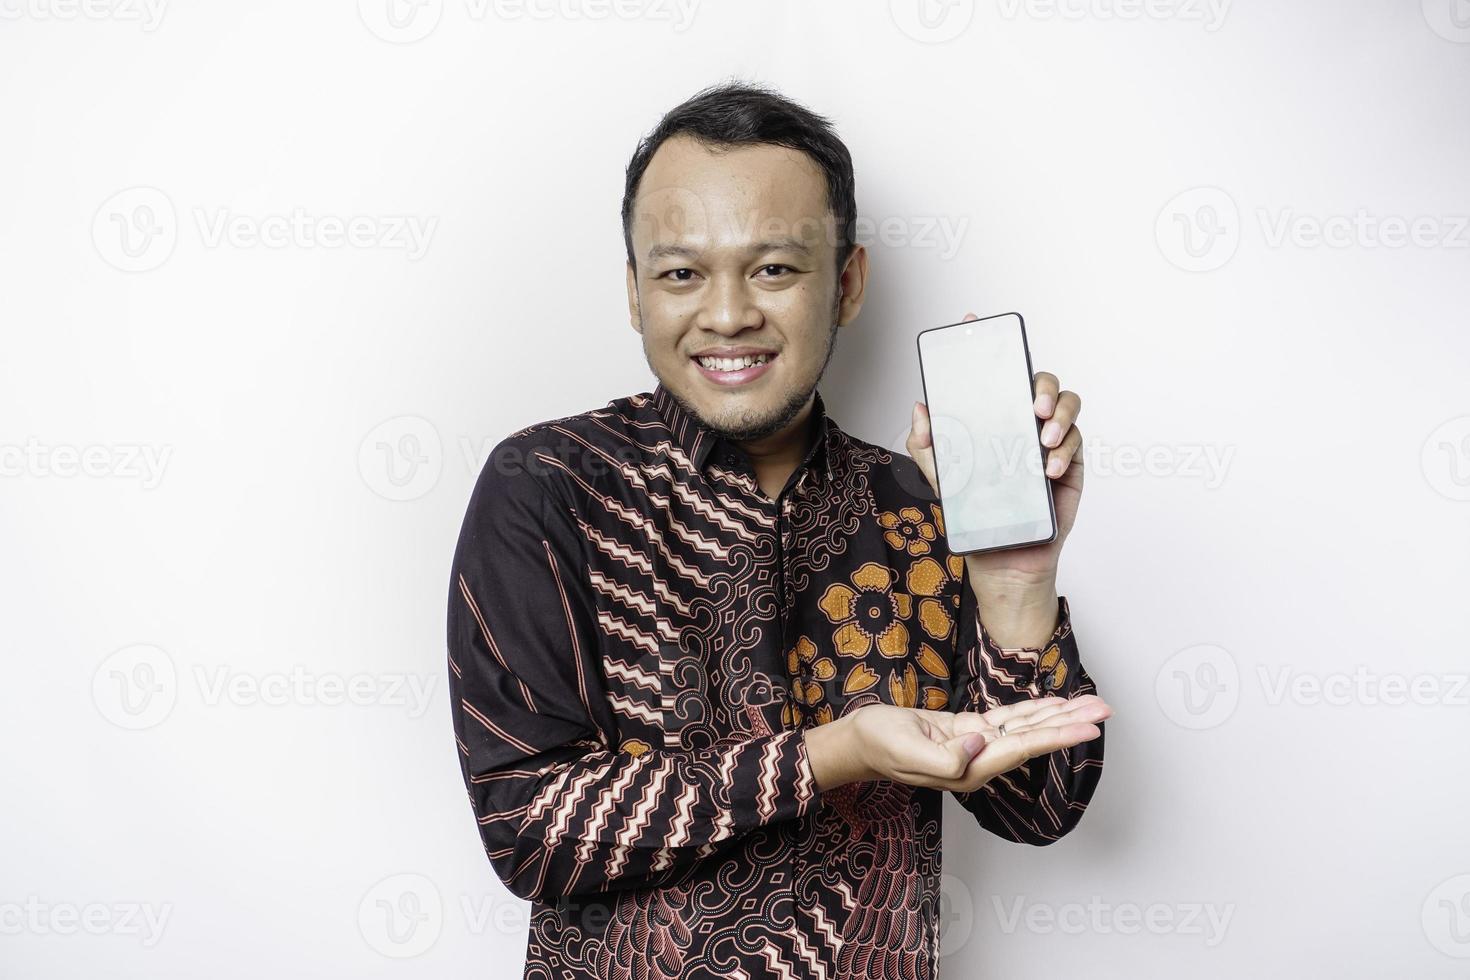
left=853, top=696, right=1110, bottom=794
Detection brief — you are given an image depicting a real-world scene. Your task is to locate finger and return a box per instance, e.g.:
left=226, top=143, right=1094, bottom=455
left=977, top=697, right=1067, bottom=729
left=946, top=695, right=1103, bottom=738
left=906, top=401, right=939, bottom=496
left=1040, top=389, right=1081, bottom=448
left=1012, top=721, right=1102, bottom=760
left=1015, top=693, right=1112, bottom=724
left=911, top=400, right=931, bottom=448
left=976, top=695, right=1094, bottom=736
left=1033, top=371, right=1059, bottom=418
left=962, top=312, right=979, bottom=321
left=944, top=730, right=990, bottom=771
left=987, top=696, right=1113, bottom=737
left=959, top=722, right=1103, bottom=788
left=892, top=728, right=987, bottom=784
left=1046, top=424, right=1082, bottom=479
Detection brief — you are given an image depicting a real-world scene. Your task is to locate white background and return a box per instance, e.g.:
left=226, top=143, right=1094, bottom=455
left=2, top=0, right=1468, bottom=976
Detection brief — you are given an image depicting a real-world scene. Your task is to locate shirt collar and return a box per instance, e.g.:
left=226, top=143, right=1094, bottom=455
left=650, top=381, right=835, bottom=484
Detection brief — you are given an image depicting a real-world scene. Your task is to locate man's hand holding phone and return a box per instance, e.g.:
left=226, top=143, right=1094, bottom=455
left=908, top=311, right=1086, bottom=650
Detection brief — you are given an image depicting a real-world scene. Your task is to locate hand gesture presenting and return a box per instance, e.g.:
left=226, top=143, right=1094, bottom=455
left=805, top=697, right=1111, bottom=793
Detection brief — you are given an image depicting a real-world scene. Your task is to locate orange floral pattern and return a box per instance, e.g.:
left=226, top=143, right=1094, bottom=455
left=878, top=506, right=937, bottom=556
left=905, top=552, right=964, bottom=643
left=818, top=562, right=913, bottom=659
left=782, top=635, right=836, bottom=727
left=792, top=552, right=962, bottom=717
left=1038, top=643, right=1069, bottom=691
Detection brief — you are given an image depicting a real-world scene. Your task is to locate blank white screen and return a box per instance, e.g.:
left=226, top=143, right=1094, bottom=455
left=919, top=315, right=1052, bottom=549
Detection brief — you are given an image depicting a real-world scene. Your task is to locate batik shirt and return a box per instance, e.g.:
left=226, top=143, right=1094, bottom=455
left=447, top=382, right=1105, bottom=979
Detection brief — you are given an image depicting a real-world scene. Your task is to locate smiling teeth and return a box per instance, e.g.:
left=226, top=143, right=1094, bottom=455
left=697, top=353, right=772, bottom=371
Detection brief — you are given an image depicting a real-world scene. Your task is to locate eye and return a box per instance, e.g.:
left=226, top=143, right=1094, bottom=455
left=756, top=264, right=794, bottom=278
left=657, top=268, right=699, bottom=282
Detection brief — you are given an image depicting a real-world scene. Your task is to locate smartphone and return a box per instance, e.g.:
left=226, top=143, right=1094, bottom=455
left=915, top=311, right=1057, bottom=555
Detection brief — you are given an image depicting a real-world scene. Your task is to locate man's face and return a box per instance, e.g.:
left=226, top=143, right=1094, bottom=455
left=626, top=134, right=865, bottom=442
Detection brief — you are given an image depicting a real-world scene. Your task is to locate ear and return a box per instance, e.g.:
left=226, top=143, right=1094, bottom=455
left=835, top=244, right=869, bottom=327
left=625, top=261, right=642, bottom=334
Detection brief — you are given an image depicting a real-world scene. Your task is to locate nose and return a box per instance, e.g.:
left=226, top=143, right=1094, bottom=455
left=694, top=272, right=763, bottom=335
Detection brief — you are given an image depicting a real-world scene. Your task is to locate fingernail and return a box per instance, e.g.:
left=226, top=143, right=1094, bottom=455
left=1036, top=393, right=1055, bottom=415
left=962, top=732, right=986, bottom=755
left=1047, top=456, right=1063, bottom=477
left=1041, top=421, right=1061, bottom=446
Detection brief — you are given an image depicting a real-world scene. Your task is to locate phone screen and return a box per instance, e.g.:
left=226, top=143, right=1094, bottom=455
left=916, top=312, right=1056, bottom=554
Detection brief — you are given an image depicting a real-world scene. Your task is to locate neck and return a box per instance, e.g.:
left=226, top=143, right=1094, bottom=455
left=742, top=394, right=816, bottom=459
left=738, top=393, right=818, bottom=500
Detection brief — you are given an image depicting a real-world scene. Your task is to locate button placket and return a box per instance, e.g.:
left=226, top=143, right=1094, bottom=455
left=777, top=499, right=795, bottom=610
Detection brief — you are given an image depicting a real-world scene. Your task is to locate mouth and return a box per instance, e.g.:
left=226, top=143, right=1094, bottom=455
left=690, top=350, right=777, bottom=387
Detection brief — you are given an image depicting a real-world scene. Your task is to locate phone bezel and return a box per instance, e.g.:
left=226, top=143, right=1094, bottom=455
left=914, top=311, right=1059, bottom=556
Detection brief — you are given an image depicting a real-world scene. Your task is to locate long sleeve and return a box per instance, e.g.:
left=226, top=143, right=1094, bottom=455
left=447, top=436, right=820, bottom=903
left=946, top=570, right=1105, bottom=844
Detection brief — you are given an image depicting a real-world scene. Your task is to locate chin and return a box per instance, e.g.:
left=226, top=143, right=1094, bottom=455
left=695, top=382, right=814, bottom=443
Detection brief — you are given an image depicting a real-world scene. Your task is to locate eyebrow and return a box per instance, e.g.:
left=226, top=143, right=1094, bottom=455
left=645, top=237, right=815, bottom=262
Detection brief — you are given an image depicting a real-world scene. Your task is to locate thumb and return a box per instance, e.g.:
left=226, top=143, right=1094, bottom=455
left=941, top=730, right=987, bottom=767
left=907, top=401, right=939, bottom=497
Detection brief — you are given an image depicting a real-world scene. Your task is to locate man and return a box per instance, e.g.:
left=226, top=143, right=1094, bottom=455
left=447, top=80, right=1112, bottom=979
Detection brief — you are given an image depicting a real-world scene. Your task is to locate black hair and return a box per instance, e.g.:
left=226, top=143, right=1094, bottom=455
left=621, top=79, right=857, bottom=285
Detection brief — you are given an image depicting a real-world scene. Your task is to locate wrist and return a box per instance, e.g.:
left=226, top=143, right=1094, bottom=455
left=967, top=573, right=1060, bottom=649
left=802, top=711, right=874, bottom=792
left=964, top=560, right=1056, bottom=599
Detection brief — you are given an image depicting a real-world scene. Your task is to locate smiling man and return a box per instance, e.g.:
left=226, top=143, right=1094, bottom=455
left=447, top=80, right=1112, bottom=979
